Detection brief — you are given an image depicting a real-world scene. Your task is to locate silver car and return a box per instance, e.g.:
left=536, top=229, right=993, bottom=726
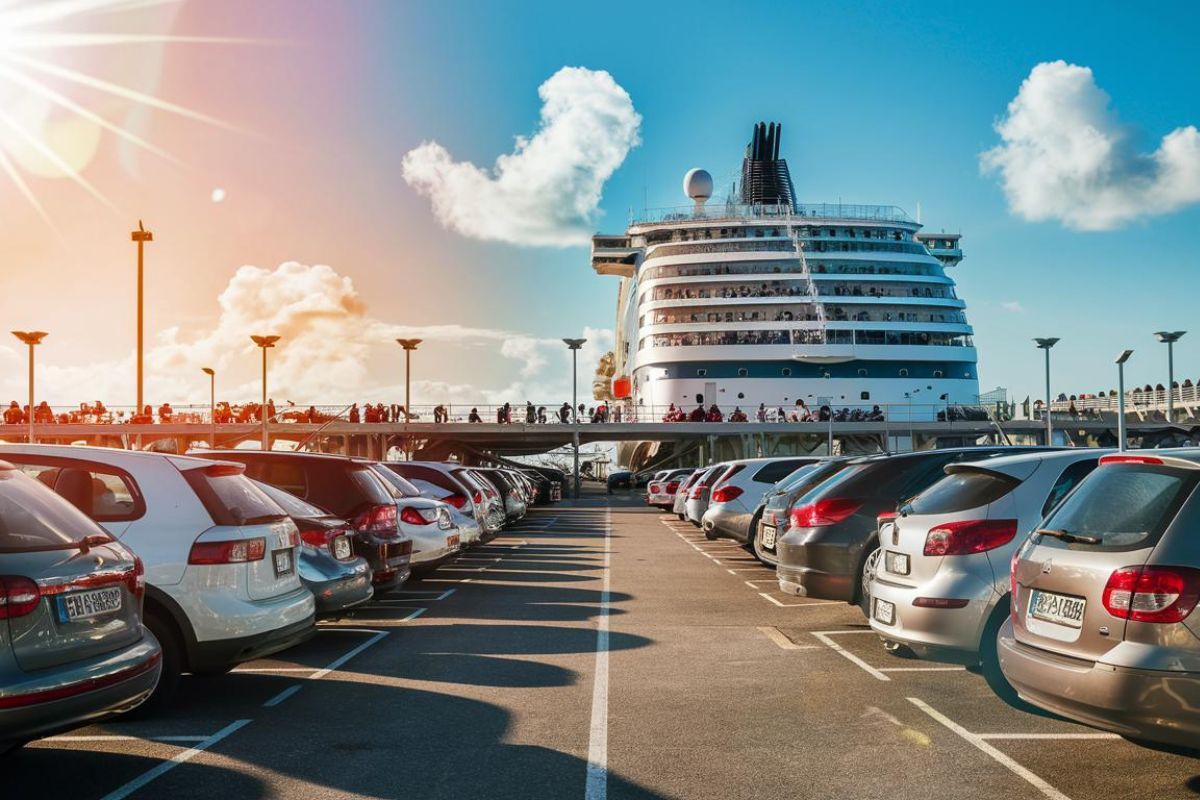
left=702, top=457, right=820, bottom=544
left=672, top=470, right=705, bottom=520
left=999, top=450, right=1200, bottom=753
left=685, top=464, right=729, bottom=527
left=868, top=449, right=1107, bottom=699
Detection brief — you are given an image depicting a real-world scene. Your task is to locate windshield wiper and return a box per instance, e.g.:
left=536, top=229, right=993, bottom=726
left=1035, top=528, right=1101, bottom=545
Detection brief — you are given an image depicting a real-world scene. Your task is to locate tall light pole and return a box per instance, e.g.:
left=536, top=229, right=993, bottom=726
left=251, top=335, right=280, bottom=450
left=11, top=331, right=47, bottom=444
left=396, top=339, right=422, bottom=422
left=563, top=338, right=587, bottom=499
left=201, top=367, right=215, bottom=448
left=1034, top=338, right=1060, bottom=445
left=131, top=221, right=153, bottom=416
left=1116, top=349, right=1133, bottom=452
left=1154, top=331, right=1186, bottom=422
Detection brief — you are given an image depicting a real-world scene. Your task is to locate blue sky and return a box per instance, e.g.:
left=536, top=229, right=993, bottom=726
left=376, top=0, right=1200, bottom=404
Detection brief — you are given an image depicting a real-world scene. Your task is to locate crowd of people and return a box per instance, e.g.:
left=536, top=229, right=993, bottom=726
left=660, top=400, right=886, bottom=423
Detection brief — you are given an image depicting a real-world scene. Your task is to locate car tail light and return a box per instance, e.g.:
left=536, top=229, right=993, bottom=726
left=1102, top=566, right=1200, bottom=623
left=353, top=504, right=397, bottom=533
left=203, top=463, right=244, bottom=477
left=188, top=537, right=266, bottom=564
left=299, top=525, right=352, bottom=560
left=666, top=481, right=680, bottom=494
left=877, top=511, right=898, bottom=523
left=442, top=494, right=468, bottom=509
left=400, top=506, right=438, bottom=525
left=1099, top=455, right=1164, bottom=466
left=912, top=597, right=970, bottom=609
left=0, top=575, right=41, bottom=619
left=690, top=483, right=707, bottom=500
left=923, top=519, right=1018, bottom=557
left=711, top=485, right=744, bottom=503
left=125, top=557, right=146, bottom=603
left=1010, top=548, right=1020, bottom=622
left=648, top=483, right=661, bottom=494
left=790, top=498, right=862, bottom=528
left=471, top=490, right=482, bottom=505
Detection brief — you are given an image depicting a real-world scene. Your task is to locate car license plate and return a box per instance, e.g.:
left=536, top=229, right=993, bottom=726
left=761, top=525, right=777, bottom=549
left=60, top=586, right=122, bottom=622
left=1029, top=589, right=1085, bottom=628
left=874, top=598, right=895, bottom=625
left=885, top=551, right=910, bottom=575
left=447, top=534, right=460, bottom=548
left=273, top=548, right=294, bottom=577
left=333, top=537, right=352, bottom=560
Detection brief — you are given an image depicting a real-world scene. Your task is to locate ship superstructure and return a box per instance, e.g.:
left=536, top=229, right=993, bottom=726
left=591, top=122, right=976, bottom=420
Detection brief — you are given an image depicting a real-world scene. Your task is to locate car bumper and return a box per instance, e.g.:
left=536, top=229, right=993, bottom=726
left=0, top=637, right=162, bottom=743
left=868, top=570, right=998, bottom=662
left=702, top=503, right=754, bottom=542
left=998, top=619, right=1200, bottom=750
left=190, top=611, right=315, bottom=672
left=303, top=571, right=374, bottom=616
left=776, top=531, right=854, bottom=601
left=410, top=528, right=461, bottom=567
left=684, top=498, right=707, bottom=524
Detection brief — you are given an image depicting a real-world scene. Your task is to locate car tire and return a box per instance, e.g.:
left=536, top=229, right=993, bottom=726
left=856, top=543, right=881, bottom=618
left=704, top=526, right=719, bottom=541
left=138, top=609, right=183, bottom=711
left=742, top=510, right=763, bottom=554
left=677, top=513, right=685, bottom=521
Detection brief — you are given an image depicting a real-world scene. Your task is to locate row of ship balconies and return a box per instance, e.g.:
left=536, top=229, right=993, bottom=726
left=637, top=328, right=975, bottom=350
left=642, top=305, right=968, bottom=326
left=640, top=281, right=962, bottom=307
left=638, top=255, right=948, bottom=284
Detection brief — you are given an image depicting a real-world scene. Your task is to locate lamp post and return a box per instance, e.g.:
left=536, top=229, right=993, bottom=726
left=1153, top=331, right=1186, bottom=422
left=11, top=331, right=47, bottom=444
left=250, top=335, right=280, bottom=450
left=563, top=338, right=587, bottom=500
left=201, top=367, right=215, bottom=448
left=396, top=339, right=422, bottom=423
left=1116, top=349, right=1133, bottom=452
left=131, top=221, right=153, bottom=416
left=1034, top=338, right=1060, bottom=445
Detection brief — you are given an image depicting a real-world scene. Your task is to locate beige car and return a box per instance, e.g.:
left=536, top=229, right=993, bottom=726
left=998, top=451, right=1200, bottom=755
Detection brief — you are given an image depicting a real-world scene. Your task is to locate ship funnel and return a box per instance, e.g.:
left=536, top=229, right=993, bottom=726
left=740, top=120, right=796, bottom=210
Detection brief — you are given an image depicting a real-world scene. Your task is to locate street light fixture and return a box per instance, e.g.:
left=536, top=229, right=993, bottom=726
left=1153, top=331, right=1186, bottom=422
left=131, top=220, right=153, bottom=416
left=201, top=367, right=215, bottom=448
left=1034, top=338, right=1060, bottom=445
left=396, top=339, right=422, bottom=424
left=250, top=335, right=280, bottom=450
left=11, top=331, right=47, bottom=444
left=1116, top=349, right=1134, bottom=452
left=563, top=338, right=587, bottom=500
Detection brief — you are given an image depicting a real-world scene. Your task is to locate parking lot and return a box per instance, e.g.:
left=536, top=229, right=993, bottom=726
left=7, top=488, right=1199, bottom=799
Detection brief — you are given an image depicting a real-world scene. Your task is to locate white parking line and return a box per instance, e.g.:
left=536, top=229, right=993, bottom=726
left=812, top=630, right=890, bottom=681
left=399, top=607, right=427, bottom=622
left=879, top=667, right=968, bottom=673
left=759, top=593, right=840, bottom=608
left=98, top=719, right=252, bottom=800
left=309, top=630, right=390, bottom=679
left=585, top=506, right=612, bottom=800
left=232, top=667, right=318, bottom=674
left=262, top=684, right=303, bottom=707
left=907, top=697, right=1074, bottom=800
left=45, top=735, right=210, bottom=743
left=757, top=626, right=821, bottom=650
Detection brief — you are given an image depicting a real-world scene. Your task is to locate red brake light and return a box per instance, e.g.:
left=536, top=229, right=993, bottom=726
left=711, top=485, right=744, bottom=503
left=443, top=494, right=468, bottom=509
left=472, top=490, right=482, bottom=504
left=0, top=575, right=41, bottom=619
left=790, top=498, right=862, bottom=528
left=877, top=511, right=898, bottom=522
left=1098, top=455, right=1164, bottom=465
left=690, top=483, right=706, bottom=499
left=188, top=537, right=266, bottom=565
left=666, top=481, right=680, bottom=494
left=648, top=483, right=661, bottom=494
left=353, top=504, right=397, bottom=533
left=923, top=519, right=1018, bottom=557
left=128, top=556, right=145, bottom=602
left=203, top=463, right=244, bottom=477
left=400, top=506, right=434, bottom=526
left=1103, top=566, right=1200, bottom=623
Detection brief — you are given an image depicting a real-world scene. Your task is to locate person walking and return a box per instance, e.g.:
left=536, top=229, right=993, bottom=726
left=468, top=407, right=482, bottom=423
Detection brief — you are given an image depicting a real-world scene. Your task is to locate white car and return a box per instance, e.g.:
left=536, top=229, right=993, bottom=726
left=701, top=457, right=820, bottom=543
left=0, top=444, right=315, bottom=703
left=384, top=461, right=502, bottom=538
left=685, top=464, right=730, bottom=527
left=647, top=469, right=694, bottom=509
left=672, top=470, right=705, bottom=520
left=868, top=448, right=1109, bottom=699
left=362, top=462, right=462, bottom=573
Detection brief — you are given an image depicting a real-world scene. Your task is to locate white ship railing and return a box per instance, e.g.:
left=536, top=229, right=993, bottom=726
left=632, top=202, right=914, bottom=226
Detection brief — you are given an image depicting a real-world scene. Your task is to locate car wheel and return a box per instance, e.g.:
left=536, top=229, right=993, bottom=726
left=856, top=544, right=881, bottom=618
left=677, top=513, right=685, bottom=521
left=742, top=510, right=763, bottom=554
left=138, top=609, right=183, bottom=711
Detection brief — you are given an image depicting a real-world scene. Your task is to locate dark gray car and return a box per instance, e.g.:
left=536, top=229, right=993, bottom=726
left=0, top=462, right=162, bottom=754
left=753, top=459, right=852, bottom=566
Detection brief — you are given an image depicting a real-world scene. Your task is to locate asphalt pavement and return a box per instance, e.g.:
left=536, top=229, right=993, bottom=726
left=7, top=485, right=1200, bottom=799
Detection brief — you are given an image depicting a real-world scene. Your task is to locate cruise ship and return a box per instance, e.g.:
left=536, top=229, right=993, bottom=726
left=590, top=122, right=977, bottom=421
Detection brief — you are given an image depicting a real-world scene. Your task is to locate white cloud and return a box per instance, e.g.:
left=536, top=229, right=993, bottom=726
left=981, top=60, right=1200, bottom=230
left=1000, top=300, right=1024, bottom=312
left=400, top=66, right=641, bottom=247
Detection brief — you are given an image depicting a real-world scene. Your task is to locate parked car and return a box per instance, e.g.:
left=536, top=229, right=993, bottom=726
left=361, top=463, right=461, bottom=574
left=753, top=460, right=850, bottom=566
left=385, top=461, right=500, bottom=539
left=999, top=451, right=1200, bottom=753
left=647, top=469, right=694, bottom=509
left=607, top=471, right=634, bottom=493
left=0, top=461, right=162, bottom=754
left=518, top=468, right=558, bottom=505
left=685, top=464, right=730, bottom=527
left=2, top=445, right=315, bottom=703
left=776, top=447, right=1041, bottom=613
left=672, top=469, right=707, bottom=520
left=868, top=449, right=1107, bottom=699
left=474, top=469, right=527, bottom=521
left=192, top=450, right=413, bottom=592
left=702, top=457, right=820, bottom=543
left=366, top=463, right=479, bottom=547
left=523, top=466, right=566, bottom=503
left=504, top=469, right=538, bottom=506
left=250, top=480, right=374, bottom=616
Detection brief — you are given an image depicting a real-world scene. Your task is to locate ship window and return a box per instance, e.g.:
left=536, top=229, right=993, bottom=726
left=861, top=392, right=870, bottom=400
left=696, top=369, right=707, bottom=377
left=781, top=368, right=792, bottom=377
left=737, top=392, right=745, bottom=399
left=933, top=370, right=944, bottom=378
left=899, top=369, right=909, bottom=377
left=858, top=368, right=868, bottom=377
left=737, top=368, right=748, bottom=377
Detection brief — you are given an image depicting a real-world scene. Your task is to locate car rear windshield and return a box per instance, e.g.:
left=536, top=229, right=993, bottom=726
left=370, top=466, right=421, bottom=498
left=0, top=469, right=111, bottom=552
left=392, top=464, right=458, bottom=494
left=185, top=467, right=287, bottom=526
left=1039, top=464, right=1198, bottom=551
left=348, top=467, right=397, bottom=505
left=775, top=464, right=820, bottom=493
left=751, top=459, right=813, bottom=485
left=253, top=479, right=329, bottom=519
left=907, top=469, right=1020, bottom=516
left=793, top=464, right=867, bottom=507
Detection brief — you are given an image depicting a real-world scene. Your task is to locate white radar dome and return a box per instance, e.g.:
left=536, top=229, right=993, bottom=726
left=683, top=168, right=713, bottom=202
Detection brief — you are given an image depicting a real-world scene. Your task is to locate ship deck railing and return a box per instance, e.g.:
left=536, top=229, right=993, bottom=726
left=631, top=202, right=914, bottom=226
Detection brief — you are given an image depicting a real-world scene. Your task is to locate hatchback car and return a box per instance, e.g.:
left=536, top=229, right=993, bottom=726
left=362, top=462, right=463, bottom=571
left=672, top=469, right=706, bottom=520
left=647, top=469, right=694, bottom=510
left=868, top=449, right=1107, bottom=697
left=251, top=480, right=373, bottom=616
left=752, top=460, right=849, bottom=566
left=191, top=450, right=413, bottom=592
left=0, top=462, right=162, bottom=753
left=776, top=447, right=1040, bottom=613
left=386, top=462, right=503, bottom=538
left=1, top=445, right=315, bottom=703
left=702, top=457, right=820, bottom=543
left=474, top=469, right=527, bottom=521
left=685, top=464, right=730, bottom=527
left=999, top=451, right=1200, bottom=752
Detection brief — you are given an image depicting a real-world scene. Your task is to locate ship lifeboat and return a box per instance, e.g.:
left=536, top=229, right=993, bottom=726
left=612, top=375, right=632, bottom=399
